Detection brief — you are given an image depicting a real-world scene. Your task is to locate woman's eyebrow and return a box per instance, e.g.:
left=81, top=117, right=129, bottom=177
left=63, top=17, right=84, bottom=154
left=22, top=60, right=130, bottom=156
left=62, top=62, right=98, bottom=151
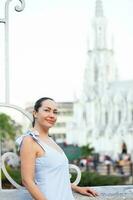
left=44, top=106, right=58, bottom=111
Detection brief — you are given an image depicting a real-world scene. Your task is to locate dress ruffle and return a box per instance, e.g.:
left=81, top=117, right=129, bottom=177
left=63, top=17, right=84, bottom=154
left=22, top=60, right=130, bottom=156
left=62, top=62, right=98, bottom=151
left=15, top=129, right=39, bottom=147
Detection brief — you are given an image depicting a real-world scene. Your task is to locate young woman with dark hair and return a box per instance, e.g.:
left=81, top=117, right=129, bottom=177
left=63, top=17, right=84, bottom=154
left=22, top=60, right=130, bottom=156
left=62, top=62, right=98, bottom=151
left=16, top=97, right=98, bottom=200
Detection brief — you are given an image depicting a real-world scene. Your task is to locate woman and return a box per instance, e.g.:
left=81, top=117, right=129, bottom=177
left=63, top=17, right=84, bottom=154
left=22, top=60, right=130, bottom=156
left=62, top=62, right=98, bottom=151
left=16, top=97, right=98, bottom=200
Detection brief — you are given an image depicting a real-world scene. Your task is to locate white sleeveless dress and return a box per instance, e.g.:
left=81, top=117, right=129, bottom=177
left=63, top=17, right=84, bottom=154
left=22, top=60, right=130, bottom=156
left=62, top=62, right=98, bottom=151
left=16, top=130, right=75, bottom=200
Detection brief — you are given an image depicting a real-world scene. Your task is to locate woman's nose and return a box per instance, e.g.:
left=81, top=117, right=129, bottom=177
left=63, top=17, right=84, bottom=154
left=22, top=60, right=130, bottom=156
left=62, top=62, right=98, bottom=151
left=49, top=111, right=55, bottom=117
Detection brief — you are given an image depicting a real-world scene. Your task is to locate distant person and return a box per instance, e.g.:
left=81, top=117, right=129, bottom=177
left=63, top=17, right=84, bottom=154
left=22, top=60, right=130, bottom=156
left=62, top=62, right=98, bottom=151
left=16, top=97, right=98, bottom=200
left=104, top=155, right=112, bottom=175
left=92, top=153, right=99, bottom=172
left=79, top=158, right=87, bottom=168
left=121, top=142, right=127, bottom=154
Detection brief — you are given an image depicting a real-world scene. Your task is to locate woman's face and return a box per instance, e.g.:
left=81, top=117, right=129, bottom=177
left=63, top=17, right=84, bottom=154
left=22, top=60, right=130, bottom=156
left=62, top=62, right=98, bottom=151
left=34, top=99, right=58, bottom=129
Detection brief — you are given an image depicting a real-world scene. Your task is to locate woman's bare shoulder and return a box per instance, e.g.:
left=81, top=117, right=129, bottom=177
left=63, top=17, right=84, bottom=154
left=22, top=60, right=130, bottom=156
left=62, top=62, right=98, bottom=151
left=20, top=135, right=36, bottom=153
left=22, top=135, right=35, bottom=144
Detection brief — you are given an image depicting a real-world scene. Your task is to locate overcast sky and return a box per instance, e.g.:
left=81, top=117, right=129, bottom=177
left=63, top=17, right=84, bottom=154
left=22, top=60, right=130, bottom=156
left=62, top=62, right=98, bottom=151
left=0, top=0, right=133, bottom=108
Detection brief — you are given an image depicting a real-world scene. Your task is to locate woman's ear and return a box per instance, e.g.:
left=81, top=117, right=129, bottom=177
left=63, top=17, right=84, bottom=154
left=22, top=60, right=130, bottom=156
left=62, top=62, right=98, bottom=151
left=33, top=110, right=37, bottom=119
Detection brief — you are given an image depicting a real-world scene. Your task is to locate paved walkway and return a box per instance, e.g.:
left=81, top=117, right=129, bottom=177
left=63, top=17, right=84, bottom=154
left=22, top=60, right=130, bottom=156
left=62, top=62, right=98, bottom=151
left=1, top=186, right=133, bottom=200
left=74, top=185, right=133, bottom=200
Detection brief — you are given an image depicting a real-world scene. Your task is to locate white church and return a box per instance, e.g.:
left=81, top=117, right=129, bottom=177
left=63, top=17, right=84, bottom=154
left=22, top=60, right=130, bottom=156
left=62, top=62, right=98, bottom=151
left=67, top=0, right=133, bottom=158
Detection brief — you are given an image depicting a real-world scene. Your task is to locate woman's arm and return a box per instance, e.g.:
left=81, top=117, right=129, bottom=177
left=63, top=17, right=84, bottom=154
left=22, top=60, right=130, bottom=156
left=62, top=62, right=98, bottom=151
left=20, top=136, right=47, bottom=200
left=71, top=183, right=98, bottom=197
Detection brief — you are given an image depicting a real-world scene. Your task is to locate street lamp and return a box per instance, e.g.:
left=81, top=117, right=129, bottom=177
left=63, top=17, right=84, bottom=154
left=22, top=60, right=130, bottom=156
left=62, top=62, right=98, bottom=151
left=0, top=0, right=25, bottom=104
left=0, top=0, right=25, bottom=190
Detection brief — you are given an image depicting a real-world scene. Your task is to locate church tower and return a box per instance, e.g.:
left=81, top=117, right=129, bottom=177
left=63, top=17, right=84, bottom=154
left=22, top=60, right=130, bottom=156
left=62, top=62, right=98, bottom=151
left=83, top=0, right=117, bottom=100
left=94, top=0, right=106, bottom=49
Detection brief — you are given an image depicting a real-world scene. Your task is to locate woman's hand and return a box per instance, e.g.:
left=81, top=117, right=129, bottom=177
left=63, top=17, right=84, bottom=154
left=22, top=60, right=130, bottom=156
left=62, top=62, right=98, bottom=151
left=76, top=186, right=98, bottom=197
left=71, top=184, right=98, bottom=197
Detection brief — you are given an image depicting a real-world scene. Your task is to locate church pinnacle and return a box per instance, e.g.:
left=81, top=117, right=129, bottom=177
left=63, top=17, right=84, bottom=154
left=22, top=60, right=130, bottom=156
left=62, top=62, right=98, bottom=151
left=95, top=0, right=104, bottom=17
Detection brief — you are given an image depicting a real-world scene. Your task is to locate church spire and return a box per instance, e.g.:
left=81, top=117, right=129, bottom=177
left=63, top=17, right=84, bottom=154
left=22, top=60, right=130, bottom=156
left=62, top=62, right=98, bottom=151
left=95, top=0, right=104, bottom=17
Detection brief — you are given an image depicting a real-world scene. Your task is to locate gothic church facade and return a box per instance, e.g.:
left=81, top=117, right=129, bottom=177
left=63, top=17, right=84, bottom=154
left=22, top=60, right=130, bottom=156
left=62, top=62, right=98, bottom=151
left=67, top=0, right=133, bottom=157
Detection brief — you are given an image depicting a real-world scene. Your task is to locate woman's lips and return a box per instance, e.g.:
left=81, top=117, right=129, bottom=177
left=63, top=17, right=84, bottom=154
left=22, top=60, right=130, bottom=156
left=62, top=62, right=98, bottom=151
left=46, top=120, right=55, bottom=124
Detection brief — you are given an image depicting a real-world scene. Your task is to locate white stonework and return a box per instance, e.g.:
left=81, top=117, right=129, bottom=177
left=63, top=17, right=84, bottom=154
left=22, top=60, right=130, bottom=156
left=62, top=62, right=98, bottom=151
left=67, top=0, right=133, bottom=158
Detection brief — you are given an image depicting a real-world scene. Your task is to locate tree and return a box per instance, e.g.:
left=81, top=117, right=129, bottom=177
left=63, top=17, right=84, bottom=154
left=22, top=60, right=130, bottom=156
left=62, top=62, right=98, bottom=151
left=80, top=144, right=95, bottom=158
left=0, top=113, right=22, bottom=140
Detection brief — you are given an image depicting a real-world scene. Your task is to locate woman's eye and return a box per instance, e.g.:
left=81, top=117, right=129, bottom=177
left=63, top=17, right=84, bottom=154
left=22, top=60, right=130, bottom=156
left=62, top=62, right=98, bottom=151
left=54, top=111, right=58, bottom=115
left=44, top=109, right=49, bottom=112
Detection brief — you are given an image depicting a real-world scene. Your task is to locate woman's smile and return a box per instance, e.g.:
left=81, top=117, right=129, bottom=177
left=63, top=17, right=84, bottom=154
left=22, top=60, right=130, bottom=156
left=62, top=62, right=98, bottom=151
left=46, top=119, right=55, bottom=125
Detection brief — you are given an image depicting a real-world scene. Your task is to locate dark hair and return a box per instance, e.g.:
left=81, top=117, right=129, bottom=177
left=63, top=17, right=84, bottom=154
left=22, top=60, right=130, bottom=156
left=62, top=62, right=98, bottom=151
left=32, top=97, right=54, bottom=127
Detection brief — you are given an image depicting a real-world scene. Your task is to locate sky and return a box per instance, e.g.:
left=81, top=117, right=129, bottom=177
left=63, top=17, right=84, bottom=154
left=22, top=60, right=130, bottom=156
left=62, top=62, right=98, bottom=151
left=0, top=0, right=133, bottom=108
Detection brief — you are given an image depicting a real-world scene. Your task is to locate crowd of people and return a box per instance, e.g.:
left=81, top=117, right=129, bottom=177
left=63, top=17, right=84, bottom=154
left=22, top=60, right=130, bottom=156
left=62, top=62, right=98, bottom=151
left=75, top=142, right=132, bottom=176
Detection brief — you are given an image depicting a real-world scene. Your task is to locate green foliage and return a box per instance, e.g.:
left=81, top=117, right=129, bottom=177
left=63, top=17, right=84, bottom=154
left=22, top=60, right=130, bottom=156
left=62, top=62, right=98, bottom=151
left=71, top=171, right=127, bottom=186
left=0, top=113, right=22, bottom=140
left=2, top=166, right=127, bottom=189
left=80, top=144, right=94, bottom=158
left=2, top=165, right=21, bottom=187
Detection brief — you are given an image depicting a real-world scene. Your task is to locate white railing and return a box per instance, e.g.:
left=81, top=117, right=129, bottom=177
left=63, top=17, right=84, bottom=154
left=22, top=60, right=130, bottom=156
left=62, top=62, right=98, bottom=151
left=1, top=152, right=81, bottom=189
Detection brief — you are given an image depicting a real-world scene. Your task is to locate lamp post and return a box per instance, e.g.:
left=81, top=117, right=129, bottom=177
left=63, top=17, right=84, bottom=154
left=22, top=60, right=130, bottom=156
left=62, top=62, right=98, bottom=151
left=0, top=0, right=25, bottom=190
left=0, top=0, right=25, bottom=104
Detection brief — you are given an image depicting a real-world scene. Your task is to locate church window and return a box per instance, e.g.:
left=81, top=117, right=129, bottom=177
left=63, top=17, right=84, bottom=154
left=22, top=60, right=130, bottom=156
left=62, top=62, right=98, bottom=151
left=94, top=67, right=98, bottom=82
left=105, top=111, right=108, bottom=124
left=83, top=109, right=87, bottom=124
left=118, top=110, right=121, bottom=123
left=131, top=110, right=133, bottom=121
left=99, top=27, right=102, bottom=31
